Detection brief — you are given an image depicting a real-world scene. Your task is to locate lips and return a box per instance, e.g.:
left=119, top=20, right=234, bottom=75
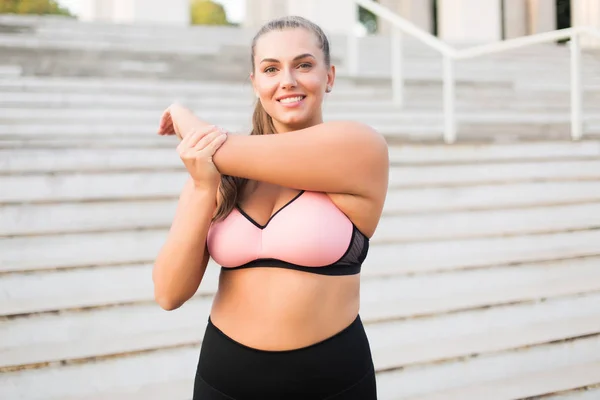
left=276, top=94, right=306, bottom=102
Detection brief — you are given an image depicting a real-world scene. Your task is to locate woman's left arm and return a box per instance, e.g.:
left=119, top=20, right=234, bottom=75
left=213, top=121, right=389, bottom=198
left=158, top=104, right=389, bottom=198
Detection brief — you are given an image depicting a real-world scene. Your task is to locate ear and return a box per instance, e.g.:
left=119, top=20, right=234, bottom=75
left=326, top=65, right=336, bottom=93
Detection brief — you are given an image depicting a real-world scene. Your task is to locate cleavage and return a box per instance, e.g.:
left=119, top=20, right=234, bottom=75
left=237, top=183, right=303, bottom=228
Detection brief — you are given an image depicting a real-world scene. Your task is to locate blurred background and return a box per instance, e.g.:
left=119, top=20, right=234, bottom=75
left=1, top=1, right=600, bottom=399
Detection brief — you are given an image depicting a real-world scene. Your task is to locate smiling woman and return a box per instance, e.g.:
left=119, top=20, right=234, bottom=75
left=153, top=15, right=388, bottom=400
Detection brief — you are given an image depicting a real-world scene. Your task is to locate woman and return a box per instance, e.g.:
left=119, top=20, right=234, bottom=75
left=153, top=16, right=389, bottom=400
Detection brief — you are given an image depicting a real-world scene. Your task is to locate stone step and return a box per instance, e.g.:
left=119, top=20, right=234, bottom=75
left=3, top=182, right=600, bottom=238
left=6, top=92, right=600, bottom=110
left=540, top=387, right=600, bottom=399
left=2, top=194, right=600, bottom=241
left=2, top=142, right=599, bottom=173
left=17, top=95, right=572, bottom=115
left=2, top=252, right=599, bottom=317
left=385, top=180, right=600, bottom=213
left=404, top=362, right=600, bottom=400
left=2, top=121, right=599, bottom=140
left=0, top=346, right=200, bottom=400
left=2, top=321, right=599, bottom=399
left=2, top=161, right=598, bottom=203
left=0, top=76, right=389, bottom=96
left=2, top=279, right=600, bottom=369
left=0, top=34, right=220, bottom=55
left=0, top=75, right=573, bottom=96
left=5, top=107, right=598, bottom=124
left=377, top=335, right=600, bottom=399
left=2, top=227, right=600, bottom=275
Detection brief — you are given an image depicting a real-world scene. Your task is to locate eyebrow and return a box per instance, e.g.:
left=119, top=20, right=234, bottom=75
left=260, top=53, right=316, bottom=64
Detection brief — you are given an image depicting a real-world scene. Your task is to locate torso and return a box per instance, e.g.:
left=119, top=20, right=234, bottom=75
left=209, top=181, right=379, bottom=351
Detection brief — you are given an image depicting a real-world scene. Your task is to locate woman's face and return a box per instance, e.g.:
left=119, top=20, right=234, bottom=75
left=251, top=28, right=335, bottom=133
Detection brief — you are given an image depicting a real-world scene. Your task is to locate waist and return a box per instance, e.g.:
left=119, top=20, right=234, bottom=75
left=210, top=267, right=360, bottom=351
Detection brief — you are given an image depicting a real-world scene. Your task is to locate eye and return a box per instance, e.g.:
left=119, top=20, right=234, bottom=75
left=298, top=63, right=312, bottom=69
left=264, top=66, right=277, bottom=73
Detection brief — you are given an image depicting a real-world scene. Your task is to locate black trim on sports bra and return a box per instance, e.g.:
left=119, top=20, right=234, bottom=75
left=235, top=190, right=306, bottom=230
left=220, top=224, right=370, bottom=276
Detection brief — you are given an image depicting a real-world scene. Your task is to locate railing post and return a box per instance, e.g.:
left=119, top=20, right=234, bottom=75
left=443, top=55, right=457, bottom=143
left=347, top=4, right=359, bottom=77
left=570, top=31, right=583, bottom=140
left=391, top=27, right=404, bottom=107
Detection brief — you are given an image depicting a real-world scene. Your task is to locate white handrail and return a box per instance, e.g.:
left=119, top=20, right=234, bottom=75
left=350, top=0, right=600, bottom=143
left=454, top=27, right=578, bottom=60
left=352, top=0, right=456, bottom=58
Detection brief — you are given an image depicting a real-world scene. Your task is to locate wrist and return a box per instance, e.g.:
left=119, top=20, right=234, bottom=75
left=191, top=180, right=218, bottom=193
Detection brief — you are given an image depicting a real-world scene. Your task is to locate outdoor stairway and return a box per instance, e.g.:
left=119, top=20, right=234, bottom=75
left=2, top=76, right=600, bottom=141
left=2, top=124, right=600, bottom=399
left=2, top=13, right=600, bottom=400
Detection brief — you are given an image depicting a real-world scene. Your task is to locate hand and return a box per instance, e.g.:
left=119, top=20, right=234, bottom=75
left=177, top=125, right=228, bottom=188
left=158, top=104, right=198, bottom=140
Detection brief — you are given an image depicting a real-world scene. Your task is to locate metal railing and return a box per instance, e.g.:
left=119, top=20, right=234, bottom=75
left=350, top=0, right=600, bottom=144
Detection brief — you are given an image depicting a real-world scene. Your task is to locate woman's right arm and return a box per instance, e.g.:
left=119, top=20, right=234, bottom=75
left=152, top=178, right=216, bottom=311
left=153, top=118, right=228, bottom=311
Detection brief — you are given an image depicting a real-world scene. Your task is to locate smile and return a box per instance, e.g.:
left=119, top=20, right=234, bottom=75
left=277, top=95, right=306, bottom=107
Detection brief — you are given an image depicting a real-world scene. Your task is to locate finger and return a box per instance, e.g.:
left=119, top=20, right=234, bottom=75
left=206, top=132, right=228, bottom=154
left=178, top=127, right=209, bottom=151
left=193, top=130, right=225, bottom=151
left=187, top=125, right=219, bottom=147
left=158, top=110, right=171, bottom=129
left=197, top=132, right=227, bottom=156
left=158, top=111, right=174, bottom=134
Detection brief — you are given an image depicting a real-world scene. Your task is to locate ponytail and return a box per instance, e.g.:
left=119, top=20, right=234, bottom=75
left=213, top=15, right=330, bottom=221
left=213, top=100, right=275, bottom=221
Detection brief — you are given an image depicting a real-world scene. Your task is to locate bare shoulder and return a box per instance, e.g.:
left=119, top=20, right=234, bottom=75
left=323, top=120, right=388, bottom=152
left=324, top=122, right=389, bottom=238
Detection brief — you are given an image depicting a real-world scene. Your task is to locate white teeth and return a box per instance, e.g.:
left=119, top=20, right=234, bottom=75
left=279, top=96, right=304, bottom=104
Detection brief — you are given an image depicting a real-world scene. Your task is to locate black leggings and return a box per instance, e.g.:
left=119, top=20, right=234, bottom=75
left=193, top=314, right=377, bottom=400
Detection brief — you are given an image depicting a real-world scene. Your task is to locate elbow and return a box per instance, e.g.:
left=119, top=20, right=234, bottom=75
left=155, top=296, right=183, bottom=311
left=154, top=292, right=185, bottom=311
left=152, top=269, right=185, bottom=311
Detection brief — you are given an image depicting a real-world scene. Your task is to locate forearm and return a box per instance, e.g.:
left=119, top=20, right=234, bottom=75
left=153, top=179, right=216, bottom=310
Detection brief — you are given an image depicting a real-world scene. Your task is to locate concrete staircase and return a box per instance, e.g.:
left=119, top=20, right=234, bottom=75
left=1, top=15, right=600, bottom=400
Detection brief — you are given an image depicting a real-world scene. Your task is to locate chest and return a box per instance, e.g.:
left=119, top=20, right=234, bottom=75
left=207, top=191, right=354, bottom=268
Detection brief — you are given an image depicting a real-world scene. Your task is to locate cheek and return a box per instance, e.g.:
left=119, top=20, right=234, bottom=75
left=255, top=77, right=277, bottom=97
left=301, top=74, right=327, bottom=92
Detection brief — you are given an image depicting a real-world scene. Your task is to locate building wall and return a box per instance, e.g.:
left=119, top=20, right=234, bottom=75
left=439, top=0, right=503, bottom=44
left=244, top=0, right=355, bottom=35
left=572, top=0, right=600, bottom=47
left=378, top=0, right=433, bottom=35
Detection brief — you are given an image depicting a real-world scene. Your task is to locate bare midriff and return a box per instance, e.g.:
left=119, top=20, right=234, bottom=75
left=209, top=267, right=361, bottom=351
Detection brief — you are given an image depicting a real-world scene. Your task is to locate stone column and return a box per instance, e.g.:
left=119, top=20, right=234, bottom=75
left=572, top=0, right=600, bottom=48
left=438, top=0, right=502, bottom=45
left=243, top=0, right=289, bottom=29
left=378, top=0, right=434, bottom=35
left=504, top=0, right=556, bottom=39
left=78, top=0, right=114, bottom=22
left=286, top=0, right=356, bottom=35
left=503, top=0, right=528, bottom=39
left=78, top=0, right=190, bottom=25
left=528, top=0, right=557, bottom=34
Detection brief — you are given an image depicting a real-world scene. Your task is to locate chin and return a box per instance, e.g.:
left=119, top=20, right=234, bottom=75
left=277, top=118, right=311, bottom=131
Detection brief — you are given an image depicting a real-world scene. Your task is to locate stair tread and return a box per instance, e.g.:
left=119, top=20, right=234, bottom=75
left=3, top=261, right=600, bottom=368
left=408, top=361, right=600, bottom=400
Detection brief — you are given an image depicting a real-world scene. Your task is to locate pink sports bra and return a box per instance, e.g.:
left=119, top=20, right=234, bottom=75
left=206, top=190, right=369, bottom=276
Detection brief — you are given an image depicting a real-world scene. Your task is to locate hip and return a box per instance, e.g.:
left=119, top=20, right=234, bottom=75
left=194, top=314, right=377, bottom=400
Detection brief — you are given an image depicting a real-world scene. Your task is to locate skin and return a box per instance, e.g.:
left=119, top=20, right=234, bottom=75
left=153, top=28, right=389, bottom=351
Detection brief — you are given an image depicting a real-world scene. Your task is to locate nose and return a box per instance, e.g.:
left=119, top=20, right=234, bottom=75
left=280, top=67, right=297, bottom=89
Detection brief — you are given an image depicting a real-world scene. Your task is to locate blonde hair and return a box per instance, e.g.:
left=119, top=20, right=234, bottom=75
left=213, top=16, right=331, bottom=221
